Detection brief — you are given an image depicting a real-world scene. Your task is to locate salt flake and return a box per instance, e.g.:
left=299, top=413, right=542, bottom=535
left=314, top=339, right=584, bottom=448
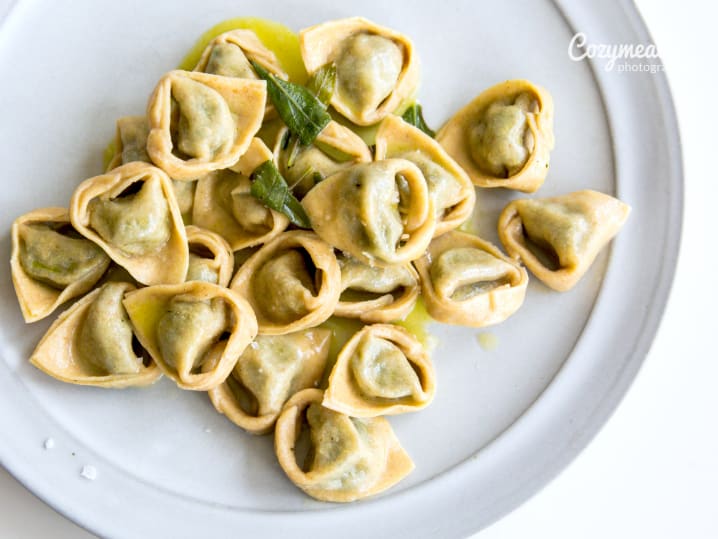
left=80, top=465, right=97, bottom=481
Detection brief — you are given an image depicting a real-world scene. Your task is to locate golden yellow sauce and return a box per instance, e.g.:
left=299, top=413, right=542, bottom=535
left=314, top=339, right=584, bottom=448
left=395, top=297, right=437, bottom=352
left=177, top=17, right=307, bottom=83
left=125, top=297, right=169, bottom=344
left=477, top=332, right=499, bottom=351
left=331, top=112, right=379, bottom=146
left=331, top=96, right=415, bottom=146
left=102, top=140, right=117, bottom=171
left=320, top=316, right=364, bottom=363
left=317, top=316, right=363, bottom=387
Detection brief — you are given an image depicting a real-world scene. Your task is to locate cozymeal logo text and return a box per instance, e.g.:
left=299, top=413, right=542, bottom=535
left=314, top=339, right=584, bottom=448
left=568, top=32, right=664, bottom=73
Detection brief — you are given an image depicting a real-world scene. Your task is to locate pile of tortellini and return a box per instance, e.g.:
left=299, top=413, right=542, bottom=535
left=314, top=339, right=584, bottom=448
left=9, top=17, right=630, bottom=503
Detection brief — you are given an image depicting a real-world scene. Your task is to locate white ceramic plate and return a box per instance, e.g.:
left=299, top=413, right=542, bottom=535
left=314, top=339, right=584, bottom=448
left=0, top=0, right=681, bottom=537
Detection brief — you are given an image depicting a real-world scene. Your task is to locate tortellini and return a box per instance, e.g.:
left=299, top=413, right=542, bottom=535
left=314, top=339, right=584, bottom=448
left=185, top=225, right=234, bottom=286
left=105, top=117, right=197, bottom=224
left=275, top=121, right=372, bottom=198
left=334, top=253, right=419, bottom=323
left=193, top=29, right=287, bottom=81
left=30, top=282, right=161, bottom=387
left=414, top=231, right=528, bottom=327
left=106, top=116, right=151, bottom=171
left=193, top=137, right=289, bottom=250
left=323, top=324, right=436, bottom=417
left=105, top=116, right=196, bottom=222
left=230, top=231, right=341, bottom=334
left=274, top=388, right=414, bottom=502
left=10, top=208, right=111, bottom=323
left=208, top=329, right=330, bottom=435
left=375, top=114, right=476, bottom=236
left=69, top=161, right=188, bottom=285
left=497, top=190, right=631, bottom=291
left=193, top=28, right=288, bottom=120
left=146, top=70, right=266, bottom=179
left=301, top=159, right=437, bottom=267
left=123, top=281, right=258, bottom=390
left=299, top=17, right=419, bottom=125
left=437, top=79, right=554, bottom=192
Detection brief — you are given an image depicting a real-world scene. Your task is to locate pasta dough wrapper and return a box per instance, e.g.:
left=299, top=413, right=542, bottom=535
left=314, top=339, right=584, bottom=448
left=29, top=282, right=161, bottom=388
left=207, top=329, right=331, bottom=435
left=230, top=231, right=341, bottom=335
left=323, top=324, right=435, bottom=416
left=123, top=281, right=258, bottom=391
left=11, top=208, right=110, bottom=323
left=415, top=230, right=528, bottom=327
left=70, top=161, right=188, bottom=286
left=185, top=225, right=234, bottom=287
left=192, top=137, right=289, bottom=250
left=497, top=189, right=630, bottom=291
left=436, top=79, right=554, bottom=192
left=375, top=114, right=475, bottom=236
left=301, top=159, right=436, bottom=267
left=299, top=17, right=419, bottom=126
left=146, top=70, right=266, bottom=180
left=274, top=388, right=414, bottom=502
left=334, top=253, right=419, bottom=323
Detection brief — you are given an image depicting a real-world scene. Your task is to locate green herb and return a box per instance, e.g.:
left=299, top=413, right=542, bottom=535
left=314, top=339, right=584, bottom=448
left=251, top=61, right=330, bottom=146
left=284, top=63, right=337, bottom=168
left=285, top=135, right=302, bottom=168
left=250, top=160, right=311, bottom=228
left=306, top=63, right=337, bottom=108
left=401, top=103, right=436, bottom=138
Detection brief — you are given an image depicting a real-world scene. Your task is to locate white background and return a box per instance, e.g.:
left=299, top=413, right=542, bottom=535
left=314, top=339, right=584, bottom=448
left=1, top=0, right=716, bottom=537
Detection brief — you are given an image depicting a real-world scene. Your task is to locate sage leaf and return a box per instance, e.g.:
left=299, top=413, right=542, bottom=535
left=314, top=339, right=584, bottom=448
left=251, top=61, right=330, bottom=145
left=306, top=63, right=337, bottom=108
left=401, top=103, right=436, bottom=138
left=250, top=160, right=311, bottom=228
left=285, top=135, right=302, bottom=168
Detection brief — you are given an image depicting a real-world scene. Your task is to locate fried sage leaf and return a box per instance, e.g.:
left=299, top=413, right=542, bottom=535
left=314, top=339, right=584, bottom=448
left=306, top=63, right=337, bottom=108
left=284, top=63, right=347, bottom=172
left=401, top=103, right=435, bottom=138
left=251, top=61, right=330, bottom=145
left=250, top=160, right=311, bottom=228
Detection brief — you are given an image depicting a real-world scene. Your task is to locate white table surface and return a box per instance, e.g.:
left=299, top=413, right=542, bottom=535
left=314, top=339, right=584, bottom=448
left=1, top=1, right=715, bottom=537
